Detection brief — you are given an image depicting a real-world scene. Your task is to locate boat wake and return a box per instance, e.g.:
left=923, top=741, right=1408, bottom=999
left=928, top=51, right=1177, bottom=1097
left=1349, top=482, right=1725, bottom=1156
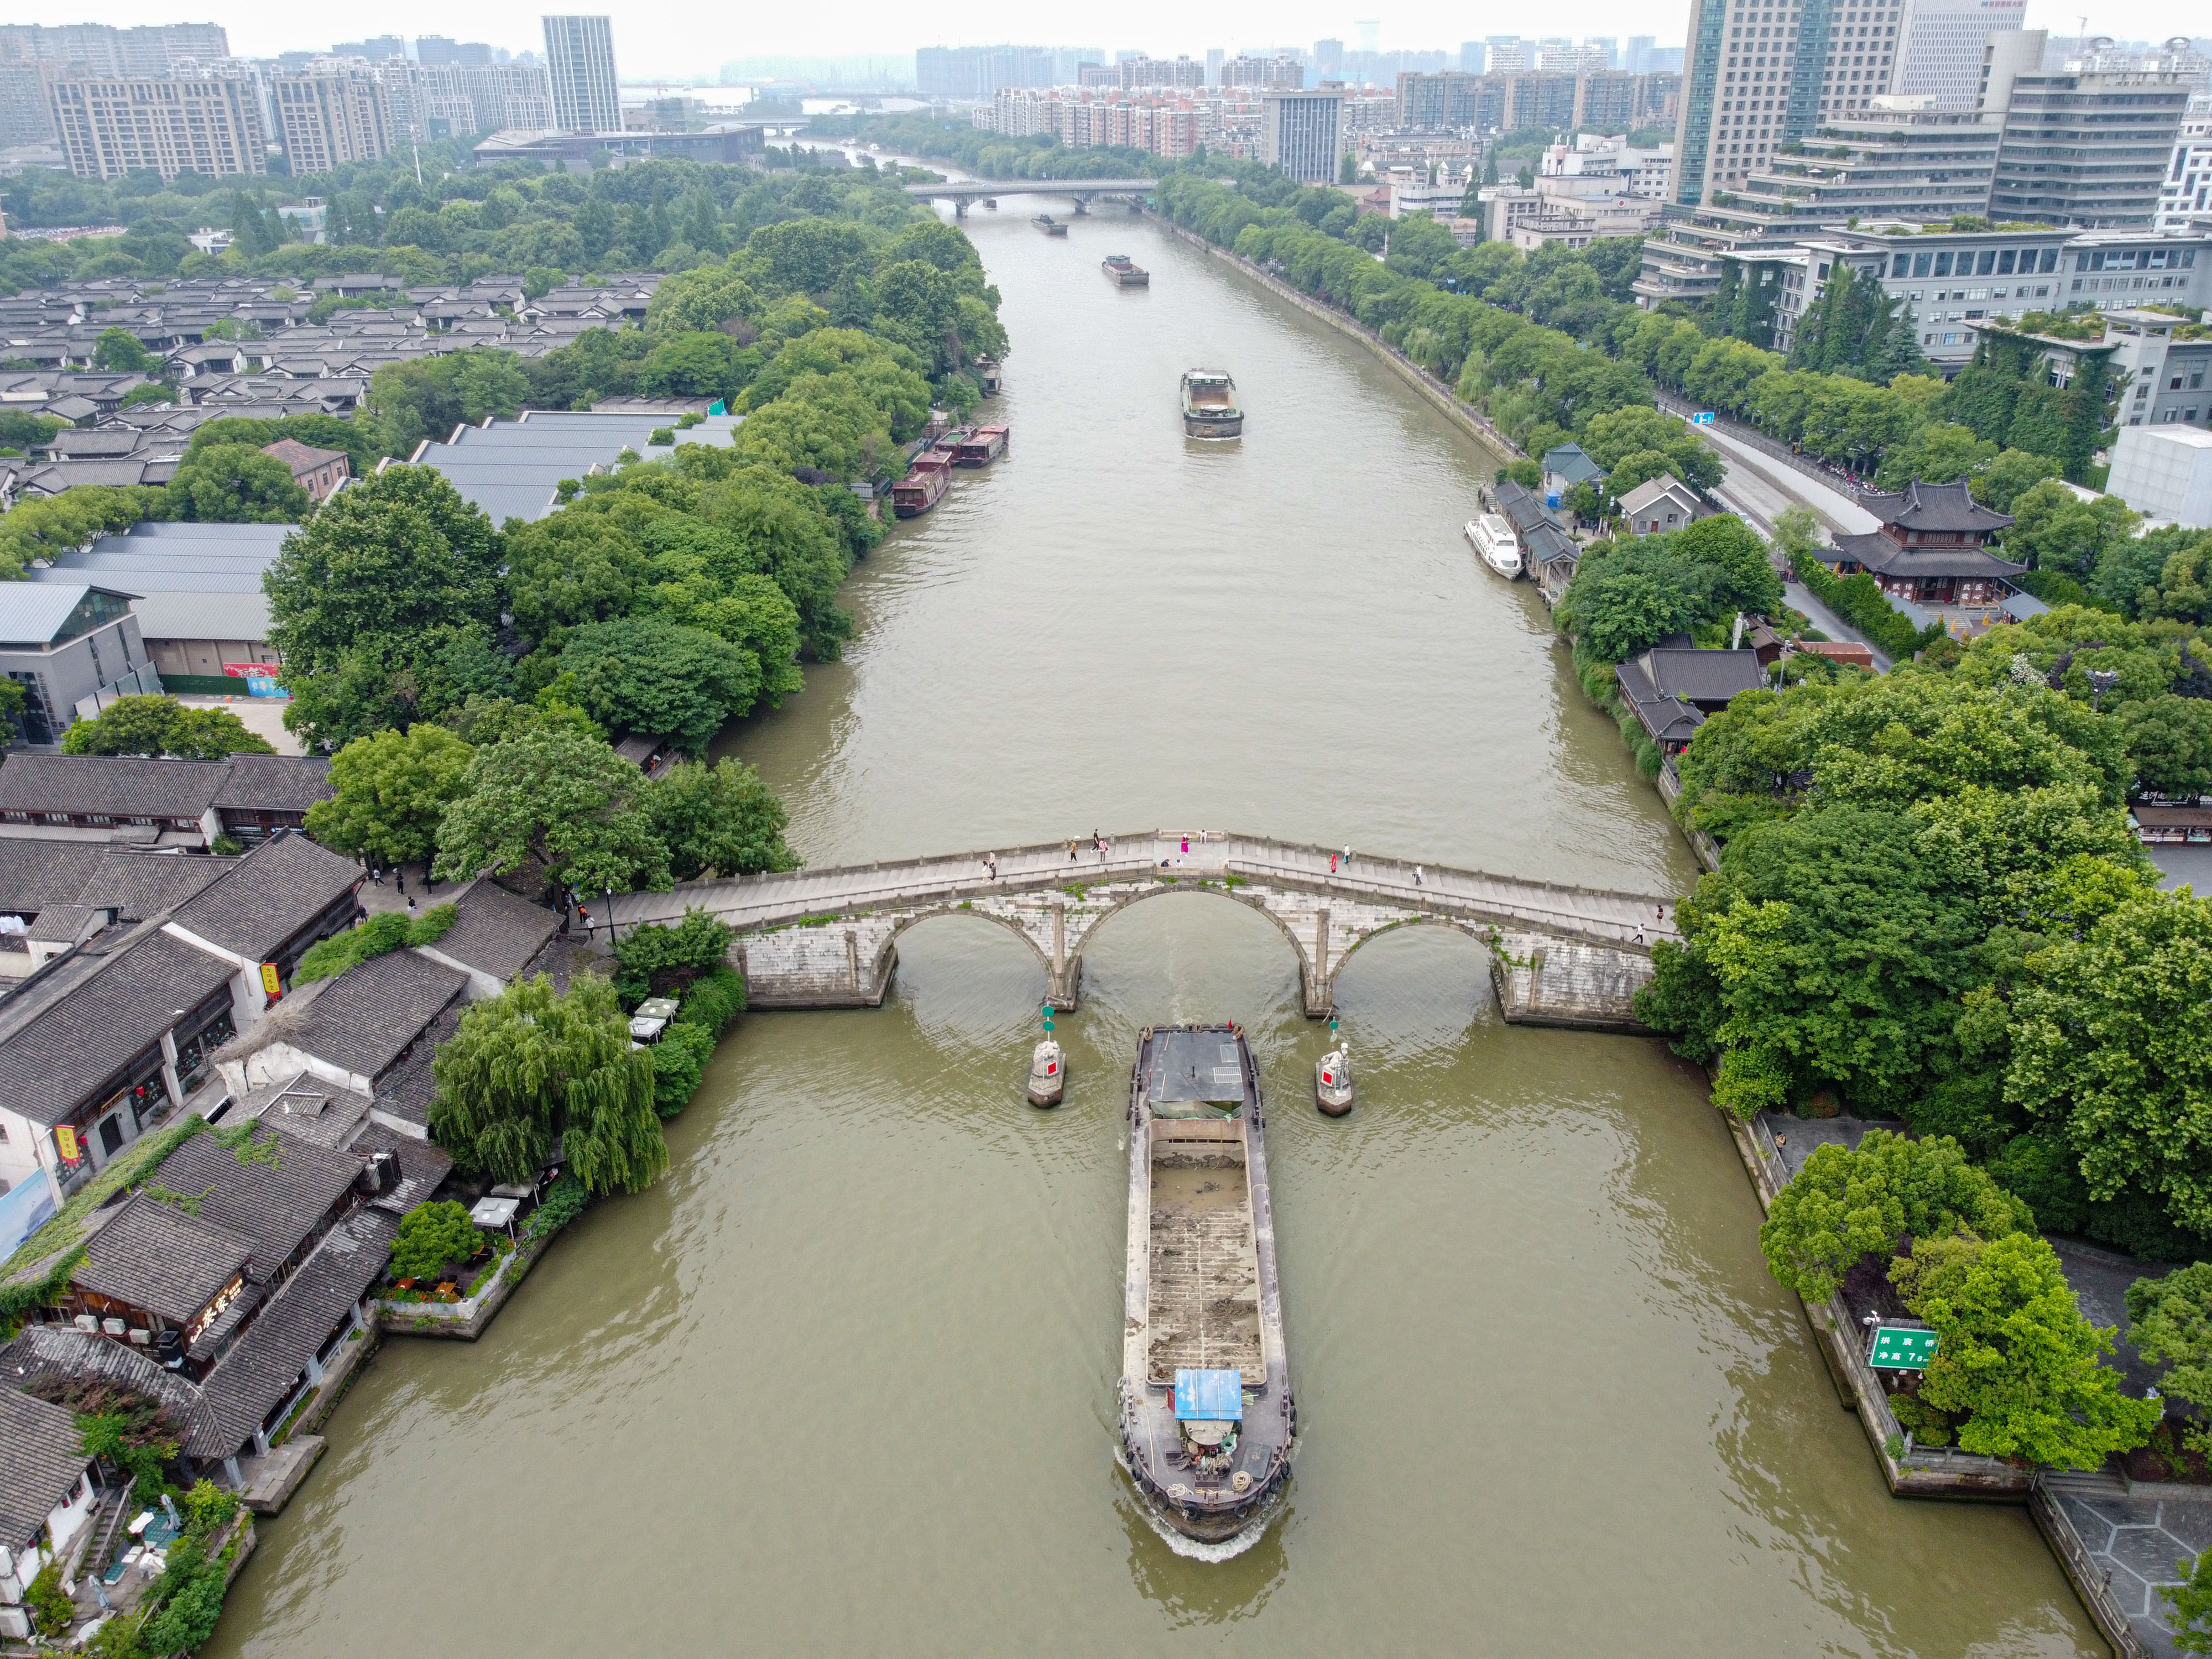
left=1115, top=1447, right=1291, bottom=1562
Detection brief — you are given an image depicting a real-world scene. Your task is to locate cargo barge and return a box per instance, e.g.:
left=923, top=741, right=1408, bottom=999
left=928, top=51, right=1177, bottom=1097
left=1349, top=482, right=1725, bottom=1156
left=1102, top=253, right=1151, bottom=288
left=1035, top=214, right=1068, bottom=236
left=890, top=453, right=951, bottom=517
left=1118, top=1024, right=1295, bottom=1547
left=1181, top=370, right=1243, bottom=440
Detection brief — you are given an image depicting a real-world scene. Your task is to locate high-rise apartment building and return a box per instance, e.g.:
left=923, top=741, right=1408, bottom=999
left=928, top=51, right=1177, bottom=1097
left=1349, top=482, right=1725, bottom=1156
left=1119, top=56, right=1204, bottom=91
left=1460, top=42, right=1489, bottom=74
left=1625, top=36, right=1660, bottom=73
left=1206, top=49, right=1225, bottom=86
left=1313, top=39, right=1345, bottom=79
left=46, top=69, right=264, bottom=180
left=1671, top=0, right=1906, bottom=207
left=0, top=23, right=228, bottom=75
left=1224, top=55, right=1305, bottom=91
left=1891, top=0, right=2023, bottom=110
left=542, top=15, right=618, bottom=133
left=914, top=44, right=1054, bottom=100
left=334, top=36, right=405, bottom=63
left=272, top=63, right=394, bottom=173
left=1397, top=70, right=1483, bottom=129
left=1261, top=88, right=1342, bottom=181
left=416, top=35, right=498, bottom=67
left=382, top=61, right=556, bottom=140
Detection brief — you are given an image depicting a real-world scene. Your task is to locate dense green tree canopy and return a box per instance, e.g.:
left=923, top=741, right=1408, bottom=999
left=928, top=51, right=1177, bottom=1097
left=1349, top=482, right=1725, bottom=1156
left=432, top=727, right=670, bottom=895
left=60, top=695, right=273, bottom=760
left=641, top=758, right=797, bottom=881
left=557, top=617, right=760, bottom=752
left=304, top=723, right=474, bottom=868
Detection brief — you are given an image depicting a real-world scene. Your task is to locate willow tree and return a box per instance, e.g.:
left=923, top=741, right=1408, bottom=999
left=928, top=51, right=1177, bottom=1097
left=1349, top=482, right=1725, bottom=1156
left=429, top=973, right=666, bottom=1196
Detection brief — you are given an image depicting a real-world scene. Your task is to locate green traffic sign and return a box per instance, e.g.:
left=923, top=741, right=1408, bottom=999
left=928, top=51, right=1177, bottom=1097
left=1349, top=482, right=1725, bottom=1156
left=1869, top=1326, right=1938, bottom=1370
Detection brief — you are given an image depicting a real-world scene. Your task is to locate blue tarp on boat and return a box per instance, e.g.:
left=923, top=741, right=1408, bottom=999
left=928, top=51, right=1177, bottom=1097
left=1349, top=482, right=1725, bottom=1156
left=1174, top=1368, right=1244, bottom=1421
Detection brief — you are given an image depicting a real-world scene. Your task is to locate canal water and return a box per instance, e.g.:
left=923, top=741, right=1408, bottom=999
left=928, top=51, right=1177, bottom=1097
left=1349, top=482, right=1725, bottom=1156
left=203, top=208, right=2103, bottom=1656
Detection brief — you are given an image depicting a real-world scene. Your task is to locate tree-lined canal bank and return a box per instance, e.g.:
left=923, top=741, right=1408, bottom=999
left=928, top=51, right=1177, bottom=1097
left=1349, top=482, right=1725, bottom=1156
left=201, top=207, right=2103, bottom=1658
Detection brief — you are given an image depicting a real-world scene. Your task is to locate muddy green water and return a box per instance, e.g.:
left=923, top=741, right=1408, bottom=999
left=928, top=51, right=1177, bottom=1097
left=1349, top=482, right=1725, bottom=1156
left=202, top=208, right=2102, bottom=1657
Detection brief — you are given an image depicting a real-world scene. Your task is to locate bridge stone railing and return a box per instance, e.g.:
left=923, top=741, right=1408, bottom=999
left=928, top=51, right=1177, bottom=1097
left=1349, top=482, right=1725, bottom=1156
left=596, top=832, right=1676, bottom=1029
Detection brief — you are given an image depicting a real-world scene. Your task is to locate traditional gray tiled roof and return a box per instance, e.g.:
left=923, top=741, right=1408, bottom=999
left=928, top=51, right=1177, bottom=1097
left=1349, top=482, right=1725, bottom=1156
left=1863, top=479, right=2015, bottom=535
left=234, top=1070, right=372, bottom=1150
left=1541, top=441, right=1604, bottom=486
left=427, top=881, right=557, bottom=984
left=0, top=926, right=237, bottom=1126
left=148, top=1126, right=363, bottom=1287
left=0, top=1387, right=92, bottom=1551
left=368, top=1002, right=462, bottom=1131
left=263, top=948, right=467, bottom=1084
left=210, top=755, right=331, bottom=814
left=72, top=1192, right=251, bottom=1324
left=195, top=1208, right=394, bottom=1457
left=349, top=1123, right=454, bottom=1214
left=1831, top=530, right=2026, bottom=579
left=1615, top=657, right=1705, bottom=745
left=0, top=841, right=226, bottom=922
left=0, top=1324, right=221, bottom=1458
left=166, top=833, right=360, bottom=961
left=0, top=754, right=231, bottom=820
left=1635, top=646, right=1768, bottom=706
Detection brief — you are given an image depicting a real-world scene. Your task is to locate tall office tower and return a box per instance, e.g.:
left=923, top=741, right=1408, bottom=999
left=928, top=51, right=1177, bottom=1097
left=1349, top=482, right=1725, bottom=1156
left=1460, top=41, right=1488, bottom=73
left=272, top=62, right=394, bottom=173
left=45, top=69, right=265, bottom=180
left=1986, top=40, right=2194, bottom=226
left=1671, top=0, right=1906, bottom=206
left=542, top=15, right=618, bottom=133
left=1314, top=38, right=1345, bottom=79
left=1892, top=0, right=2023, bottom=108
left=1625, top=35, right=1658, bottom=72
left=1261, top=88, right=1342, bottom=180
left=1207, top=48, right=1225, bottom=85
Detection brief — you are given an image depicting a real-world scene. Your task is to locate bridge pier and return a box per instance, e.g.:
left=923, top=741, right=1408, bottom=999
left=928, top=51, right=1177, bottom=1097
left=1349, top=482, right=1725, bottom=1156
left=1046, top=898, right=1081, bottom=1011
left=953, top=200, right=967, bottom=218
left=1069, top=196, right=1089, bottom=215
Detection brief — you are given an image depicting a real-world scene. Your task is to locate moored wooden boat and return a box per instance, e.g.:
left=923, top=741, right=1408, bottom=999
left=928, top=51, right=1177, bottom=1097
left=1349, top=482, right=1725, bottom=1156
left=890, top=454, right=952, bottom=517
left=952, top=425, right=1008, bottom=466
left=1118, top=1024, right=1294, bottom=1546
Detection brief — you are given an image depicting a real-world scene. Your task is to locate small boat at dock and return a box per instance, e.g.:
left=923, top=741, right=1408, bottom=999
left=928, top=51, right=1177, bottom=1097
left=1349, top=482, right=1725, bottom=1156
left=952, top=425, right=1008, bottom=466
left=890, top=453, right=951, bottom=518
left=1034, top=214, right=1068, bottom=236
left=1181, top=370, right=1243, bottom=440
left=1102, top=253, right=1150, bottom=288
left=1465, top=513, right=1523, bottom=578
left=1119, top=1025, right=1294, bottom=1547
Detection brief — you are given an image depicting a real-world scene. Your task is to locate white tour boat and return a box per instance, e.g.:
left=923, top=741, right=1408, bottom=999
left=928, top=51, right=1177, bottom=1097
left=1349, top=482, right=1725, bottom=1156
left=1465, top=513, right=1523, bottom=579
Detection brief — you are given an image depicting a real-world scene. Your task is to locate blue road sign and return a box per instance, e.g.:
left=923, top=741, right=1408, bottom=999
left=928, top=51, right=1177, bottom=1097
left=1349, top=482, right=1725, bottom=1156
left=1691, top=411, right=1716, bottom=426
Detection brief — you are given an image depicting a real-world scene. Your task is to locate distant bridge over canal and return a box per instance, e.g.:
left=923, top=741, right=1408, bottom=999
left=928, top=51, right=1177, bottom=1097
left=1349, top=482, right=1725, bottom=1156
left=904, top=179, right=1159, bottom=216
left=590, top=833, right=1678, bottom=1031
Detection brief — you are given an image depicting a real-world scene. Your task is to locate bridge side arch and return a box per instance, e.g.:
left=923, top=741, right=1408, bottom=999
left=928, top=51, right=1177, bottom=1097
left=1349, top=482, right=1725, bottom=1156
left=866, top=901, right=1056, bottom=983
left=1317, top=912, right=1500, bottom=1005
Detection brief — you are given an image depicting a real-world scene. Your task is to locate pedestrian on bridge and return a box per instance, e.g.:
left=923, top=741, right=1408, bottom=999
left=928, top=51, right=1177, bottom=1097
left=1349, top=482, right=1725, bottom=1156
left=1068, top=839, right=1078, bottom=862
left=1343, top=846, right=1353, bottom=869
left=985, top=852, right=998, bottom=881
left=1413, top=865, right=1425, bottom=887
left=1329, top=853, right=1337, bottom=874
left=1181, top=834, right=1189, bottom=855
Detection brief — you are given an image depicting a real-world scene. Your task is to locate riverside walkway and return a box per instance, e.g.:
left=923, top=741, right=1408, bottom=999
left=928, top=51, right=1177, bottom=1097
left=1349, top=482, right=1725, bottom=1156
left=591, top=832, right=1678, bottom=1027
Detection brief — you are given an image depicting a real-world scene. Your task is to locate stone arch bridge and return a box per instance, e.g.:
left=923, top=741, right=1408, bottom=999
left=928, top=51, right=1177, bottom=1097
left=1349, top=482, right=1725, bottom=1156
left=589, top=832, right=1677, bottom=1032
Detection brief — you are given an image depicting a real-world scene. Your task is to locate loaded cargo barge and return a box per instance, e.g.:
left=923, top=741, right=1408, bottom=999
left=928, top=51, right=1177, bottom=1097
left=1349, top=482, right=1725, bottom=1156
left=1117, top=1024, right=1295, bottom=1547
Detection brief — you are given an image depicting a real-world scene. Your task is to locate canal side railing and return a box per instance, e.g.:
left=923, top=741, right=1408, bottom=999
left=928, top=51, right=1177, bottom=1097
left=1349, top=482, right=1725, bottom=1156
left=2031, top=1474, right=2157, bottom=1659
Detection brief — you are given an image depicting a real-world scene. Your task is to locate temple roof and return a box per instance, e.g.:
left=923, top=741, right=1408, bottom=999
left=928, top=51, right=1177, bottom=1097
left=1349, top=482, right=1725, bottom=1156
left=1860, top=479, right=2014, bottom=536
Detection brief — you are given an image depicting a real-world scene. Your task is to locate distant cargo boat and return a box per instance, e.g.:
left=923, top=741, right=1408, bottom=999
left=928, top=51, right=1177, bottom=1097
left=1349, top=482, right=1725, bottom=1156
left=1465, top=513, right=1523, bottom=578
left=1102, top=253, right=1151, bottom=287
left=1181, top=370, right=1243, bottom=440
left=1034, top=214, right=1068, bottom=236
left=1118, top=1024, right=1295, bottom=1547
left=984, top=197, right=998, bottom=210
left=953, top=425, right=1008, bottom=466
left=890, top=454, right=952, bottom=518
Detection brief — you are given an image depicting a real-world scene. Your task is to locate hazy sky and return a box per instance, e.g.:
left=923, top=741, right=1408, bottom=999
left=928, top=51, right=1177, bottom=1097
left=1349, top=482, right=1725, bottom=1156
left=88, top=0, right=2203, bottom=77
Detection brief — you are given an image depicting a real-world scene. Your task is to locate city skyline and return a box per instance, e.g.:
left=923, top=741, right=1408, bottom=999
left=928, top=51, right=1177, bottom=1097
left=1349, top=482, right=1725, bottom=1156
left=51, top=0, right=2207, bottom=77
